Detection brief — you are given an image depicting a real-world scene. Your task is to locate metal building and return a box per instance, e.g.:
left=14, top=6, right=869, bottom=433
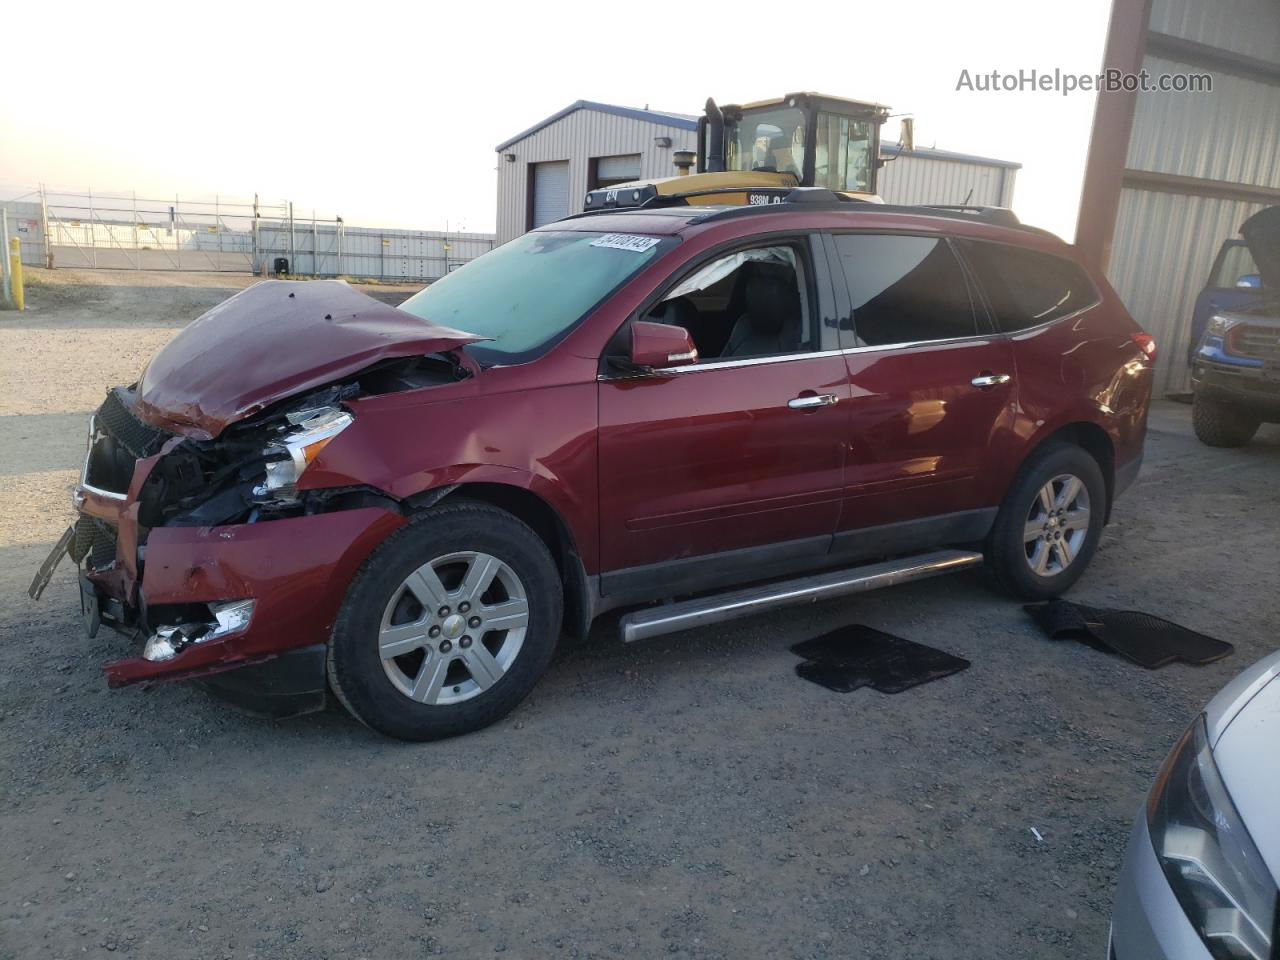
left=878, top=143, right=1018, bottom=209
left=494, top=101, right=700, bottom=245
left=494, top=100, right=1019, bottom=246
left=1077, top=0, right=1280, bottom=395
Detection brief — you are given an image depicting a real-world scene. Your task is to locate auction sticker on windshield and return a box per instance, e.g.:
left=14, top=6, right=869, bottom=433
left=589, top=234, right=662, bottom=253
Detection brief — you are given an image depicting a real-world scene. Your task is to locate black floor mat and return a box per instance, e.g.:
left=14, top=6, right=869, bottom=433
left=791, top=625, right=970, bottom=694
left=1023, top=600, right=1233, bottom=669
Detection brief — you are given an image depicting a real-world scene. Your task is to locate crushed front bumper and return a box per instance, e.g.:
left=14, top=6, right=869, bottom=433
left=75, top=492, right=405, bottom=711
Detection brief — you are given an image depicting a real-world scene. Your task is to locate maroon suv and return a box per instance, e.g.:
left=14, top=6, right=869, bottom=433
left=36, top=194, right=1154, bottom=740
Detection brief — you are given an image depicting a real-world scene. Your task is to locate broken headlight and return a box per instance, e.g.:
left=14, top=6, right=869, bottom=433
left=1147, top=716, right=1277, bottom=960
left=255, top=406, right=353, bottom=503
left=142, top=599, right=256, bottom=661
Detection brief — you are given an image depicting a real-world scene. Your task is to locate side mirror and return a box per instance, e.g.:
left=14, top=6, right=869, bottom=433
left=630, top=320, right=698, bottom=370
left=1236, top=273, right=1261, bottom=289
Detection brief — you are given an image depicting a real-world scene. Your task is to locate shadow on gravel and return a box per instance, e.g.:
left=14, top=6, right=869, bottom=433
left=0, top=411, right=93, bottom=476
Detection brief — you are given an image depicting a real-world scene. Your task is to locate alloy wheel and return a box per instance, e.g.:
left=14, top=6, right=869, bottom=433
left=1023, top=473, right=1091, bottom=577
left=378, top=551, right=529, bottom=705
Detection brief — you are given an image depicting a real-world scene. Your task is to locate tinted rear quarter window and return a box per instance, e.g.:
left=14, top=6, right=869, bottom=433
left=960, top=241, right=1099, bottom=333
left=832, top=234, right=978, bottom=347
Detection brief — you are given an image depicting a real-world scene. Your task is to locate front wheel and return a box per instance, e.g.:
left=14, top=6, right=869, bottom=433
left=328, top=502, right=562, bottom=741
left=985, top=444, right=1107, bottom=600
left=1192, top=393, right=1259, bottom=448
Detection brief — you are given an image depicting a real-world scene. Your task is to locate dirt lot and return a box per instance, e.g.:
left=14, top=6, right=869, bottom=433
left=2, top=270, right=1278, bottom=960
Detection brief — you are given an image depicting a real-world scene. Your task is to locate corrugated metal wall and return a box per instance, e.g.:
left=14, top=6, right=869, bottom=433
left=1147, top=0, right=1280, bottom=64
left=1127, top=56, right=1280, bottom=185
left=1103, top=0, right=1280, bottom=395
left=495, top=109, right=698, bottom=244
left=878, top=154, right=1015, bottom=208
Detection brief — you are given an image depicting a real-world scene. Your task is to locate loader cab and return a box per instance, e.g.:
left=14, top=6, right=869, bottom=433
left=701, top=93, right=890, bottom=196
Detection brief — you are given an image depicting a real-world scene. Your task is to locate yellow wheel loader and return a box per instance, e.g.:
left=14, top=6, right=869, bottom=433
left=583, top=92, right=909, bottom=211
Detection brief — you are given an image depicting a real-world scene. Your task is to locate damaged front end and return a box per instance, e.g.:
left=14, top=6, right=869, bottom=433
left=33, top=280, right=483, bottom=716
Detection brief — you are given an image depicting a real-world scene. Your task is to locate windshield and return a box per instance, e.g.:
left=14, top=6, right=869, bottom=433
left=398, top=230, right=676, bottom=363
left=724, top=106, right=806, bottom=178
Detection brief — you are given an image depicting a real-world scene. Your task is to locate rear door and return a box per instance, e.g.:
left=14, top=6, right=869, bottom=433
left=825, top=232, right=1017, bottom=559
left=596, top=236, right=849, bottom=598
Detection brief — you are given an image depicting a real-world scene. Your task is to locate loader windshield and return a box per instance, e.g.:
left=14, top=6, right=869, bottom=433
left=725, top=106, right=806, bottom=178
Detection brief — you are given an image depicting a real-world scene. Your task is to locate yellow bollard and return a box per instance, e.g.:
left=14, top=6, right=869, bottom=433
left=8, top=236, right=24, bottom=311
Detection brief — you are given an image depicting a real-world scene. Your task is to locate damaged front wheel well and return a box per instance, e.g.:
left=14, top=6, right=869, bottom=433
left=417, top=483, right=591, bottom=643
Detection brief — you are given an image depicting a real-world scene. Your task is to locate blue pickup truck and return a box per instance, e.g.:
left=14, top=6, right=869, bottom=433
left=1189, top=206, right=1280, bottom=447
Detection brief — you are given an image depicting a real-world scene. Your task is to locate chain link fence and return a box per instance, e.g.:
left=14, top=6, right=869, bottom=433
left=1, top=188, right=496, bottom=280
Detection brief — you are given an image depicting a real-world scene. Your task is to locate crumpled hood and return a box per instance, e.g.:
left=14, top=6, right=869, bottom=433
left=1240, top=205, right=1280, bottom=292
left=134, top=280, right=482, bottom=438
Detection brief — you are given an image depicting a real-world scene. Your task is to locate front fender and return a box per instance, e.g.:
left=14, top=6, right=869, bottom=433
left=298, top=383, right=600, bottom=572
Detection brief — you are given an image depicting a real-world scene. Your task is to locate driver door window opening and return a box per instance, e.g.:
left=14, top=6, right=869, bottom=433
left=643, top=244, right=814, bottom=362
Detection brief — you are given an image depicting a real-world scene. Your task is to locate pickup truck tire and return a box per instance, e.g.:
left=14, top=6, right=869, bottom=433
left=1192, top=394, right=1260, bottom=448
left=985, top=443, right=1106, bottom=601
left=327, top=502, right=562, bottom=741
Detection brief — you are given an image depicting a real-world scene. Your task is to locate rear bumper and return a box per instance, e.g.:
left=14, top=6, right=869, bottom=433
left=1192, top=360, right=1280, bottom=421
left=84, top=505, right=406, bottom=689
left=1109, top=812, right=1210, bottom=960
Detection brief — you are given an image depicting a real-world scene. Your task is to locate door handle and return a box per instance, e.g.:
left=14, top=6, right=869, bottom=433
left=788, top=393, right=839, bottom=410
left=971, top=373, right=1012, bottom=388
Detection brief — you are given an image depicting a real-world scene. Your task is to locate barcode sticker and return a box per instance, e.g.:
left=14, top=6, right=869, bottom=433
left=590, top=234, right=661, bottom=253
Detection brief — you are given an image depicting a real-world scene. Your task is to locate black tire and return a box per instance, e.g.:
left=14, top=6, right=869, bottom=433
left=1192, top=393, right=1260, bottom=448
left=328, top=501, right=562, bottom=741
left=985, top=443, right=1107, bottom=601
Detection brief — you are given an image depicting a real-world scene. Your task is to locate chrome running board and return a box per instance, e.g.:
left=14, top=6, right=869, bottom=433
left=619, top=549, right=983, bottom=643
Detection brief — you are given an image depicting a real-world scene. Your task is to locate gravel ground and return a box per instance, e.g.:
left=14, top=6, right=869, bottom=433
left=2, top=270, right=1278, bottom=960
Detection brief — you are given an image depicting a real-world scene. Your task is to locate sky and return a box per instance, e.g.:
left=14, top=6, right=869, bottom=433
left=1, top=0, right=1113, bottom=239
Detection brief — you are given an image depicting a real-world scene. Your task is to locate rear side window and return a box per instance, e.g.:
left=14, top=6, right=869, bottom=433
left=832, top=234, right=978, bottom=347
left=960, top=241, right=1099, bottom=333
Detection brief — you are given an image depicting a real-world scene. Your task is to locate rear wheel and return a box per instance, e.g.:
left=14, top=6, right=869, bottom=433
left=985, top=444, right=1107, bottom=600
left=1192, top=393, right=1259, bottom=448
left=328, top=502, right=562, bottom=741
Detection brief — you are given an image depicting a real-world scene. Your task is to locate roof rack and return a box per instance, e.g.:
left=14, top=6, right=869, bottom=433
left=564, top=187, right=1049, bottom=236
left=922, top=204, right=1022, bottom=227
left=688, top=198, right=1043, bottom=233
left=580, top=184, right=846, bottom=214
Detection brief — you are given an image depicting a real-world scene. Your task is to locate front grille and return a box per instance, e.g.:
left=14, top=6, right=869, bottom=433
left=84, top=388, right=172, bottom=496
left=71, top=514, right=118, bottom=569
left=1232, top=324, right=1280, bottom=363
left=97, top=387, right=170, bottom=459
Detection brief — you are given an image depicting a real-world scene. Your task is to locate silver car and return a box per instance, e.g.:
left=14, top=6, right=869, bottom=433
left=1110, top=651, right=1280, bottom=959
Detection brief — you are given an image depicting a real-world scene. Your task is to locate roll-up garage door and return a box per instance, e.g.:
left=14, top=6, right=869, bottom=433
left=596, top=154, right=641, bottom=182
left=532, top=161, right=570, bottom=228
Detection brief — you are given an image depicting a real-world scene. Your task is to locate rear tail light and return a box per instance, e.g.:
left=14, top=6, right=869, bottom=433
left=1131, top=332, right=1157, bottom=360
